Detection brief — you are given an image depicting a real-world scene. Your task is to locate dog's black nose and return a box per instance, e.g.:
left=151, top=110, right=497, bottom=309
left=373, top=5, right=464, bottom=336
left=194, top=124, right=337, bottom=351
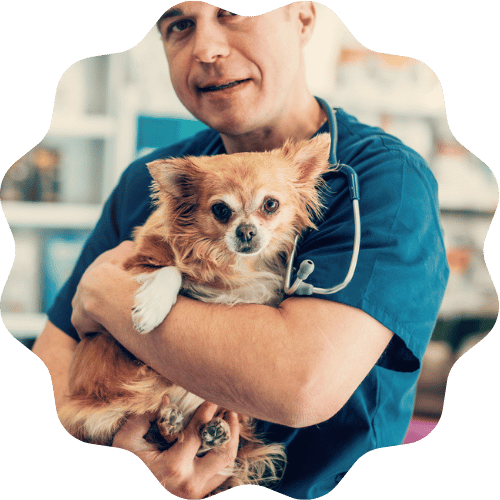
left=236, top=224, right=257, bottom=243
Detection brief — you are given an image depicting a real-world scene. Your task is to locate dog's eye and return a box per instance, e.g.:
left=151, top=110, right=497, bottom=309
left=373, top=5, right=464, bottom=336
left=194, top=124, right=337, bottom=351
left=263, top=198, right=280, bottom=214
left=211, top=202, right=232, bottom=223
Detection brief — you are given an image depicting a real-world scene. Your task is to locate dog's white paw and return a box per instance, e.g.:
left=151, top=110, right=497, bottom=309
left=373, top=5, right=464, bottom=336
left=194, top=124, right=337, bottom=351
left=132, top=267, right=182, bottom=334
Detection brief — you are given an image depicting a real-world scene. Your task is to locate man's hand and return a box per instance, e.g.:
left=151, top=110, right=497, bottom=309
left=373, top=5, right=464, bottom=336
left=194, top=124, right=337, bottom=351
left=71, top=240, right=137, bottom=339
left=112, top=401, right=240, bottom=499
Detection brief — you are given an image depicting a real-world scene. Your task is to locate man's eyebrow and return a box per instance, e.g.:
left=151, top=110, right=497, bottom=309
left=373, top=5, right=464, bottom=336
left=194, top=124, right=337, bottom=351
left=158, top=8, right=184, bottom=23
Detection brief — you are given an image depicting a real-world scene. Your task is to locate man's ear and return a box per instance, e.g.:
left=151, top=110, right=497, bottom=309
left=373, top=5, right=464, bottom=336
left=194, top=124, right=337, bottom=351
left=296, top=1, right=316, bottom=47
left=147, top=157, right=200, bottom=199
left=281, top=133, right=331, bottom=186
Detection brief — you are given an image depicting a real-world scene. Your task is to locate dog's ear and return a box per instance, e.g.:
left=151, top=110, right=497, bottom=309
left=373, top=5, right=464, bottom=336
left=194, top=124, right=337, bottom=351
left=147, top=157, right=201, bottom=199
left=281, top=133, right=331, bottom=186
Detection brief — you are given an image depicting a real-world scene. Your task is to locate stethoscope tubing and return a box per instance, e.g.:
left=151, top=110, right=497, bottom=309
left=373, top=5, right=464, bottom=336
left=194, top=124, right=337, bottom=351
left=284, top=98, right=361, bottom=296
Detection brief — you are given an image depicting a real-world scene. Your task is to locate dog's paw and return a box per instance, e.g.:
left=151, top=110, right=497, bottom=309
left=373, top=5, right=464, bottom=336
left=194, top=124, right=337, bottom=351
left=157, top=404, right=184, bottom=441
left=199, top=417, right=231, bottom=454
left=132, top=267, right=182, bottom=334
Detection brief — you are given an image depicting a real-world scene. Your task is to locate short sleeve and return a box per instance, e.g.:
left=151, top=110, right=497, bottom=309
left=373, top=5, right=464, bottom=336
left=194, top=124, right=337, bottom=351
left=294, top=148, right=449, bottom=372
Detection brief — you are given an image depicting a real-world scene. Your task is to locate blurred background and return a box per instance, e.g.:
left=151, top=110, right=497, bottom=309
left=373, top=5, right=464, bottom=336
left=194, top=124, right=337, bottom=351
left=0, top=4, right=497, bottom=441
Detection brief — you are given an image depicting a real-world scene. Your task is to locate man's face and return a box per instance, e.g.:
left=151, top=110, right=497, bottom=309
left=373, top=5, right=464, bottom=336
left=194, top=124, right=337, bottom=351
left=158, top=2, right=308, bottom=136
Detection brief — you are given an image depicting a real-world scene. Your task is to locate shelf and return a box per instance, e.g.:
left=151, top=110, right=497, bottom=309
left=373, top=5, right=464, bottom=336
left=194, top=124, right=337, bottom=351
left=438, top=308, right=498, bottom=321
left=2, top=312, right=47, bottom=339
left=331, top=86, right=445, bottom=119
left=48, top=114, right=116, bottom=138
left=1, top=201, right=101, bottom=229
left=440, top=207, right=496, bottom=218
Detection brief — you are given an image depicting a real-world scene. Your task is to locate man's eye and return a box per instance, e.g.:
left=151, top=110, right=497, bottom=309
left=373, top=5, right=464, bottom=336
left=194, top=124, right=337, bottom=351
left=168, top=19, right=194, bottom=34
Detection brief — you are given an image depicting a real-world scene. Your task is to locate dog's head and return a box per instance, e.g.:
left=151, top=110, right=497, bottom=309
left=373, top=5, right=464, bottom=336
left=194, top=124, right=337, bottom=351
left=147, top=133, right=331, bottom=262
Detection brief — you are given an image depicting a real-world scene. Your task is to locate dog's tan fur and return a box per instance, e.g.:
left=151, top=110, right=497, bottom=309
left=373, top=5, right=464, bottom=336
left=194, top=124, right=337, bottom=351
left=58, top=133, right=331, bottom=495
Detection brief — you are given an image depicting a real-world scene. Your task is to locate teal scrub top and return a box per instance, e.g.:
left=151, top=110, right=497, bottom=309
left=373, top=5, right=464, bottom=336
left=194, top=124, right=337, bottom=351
left=48, top=107, right=449, bottom=498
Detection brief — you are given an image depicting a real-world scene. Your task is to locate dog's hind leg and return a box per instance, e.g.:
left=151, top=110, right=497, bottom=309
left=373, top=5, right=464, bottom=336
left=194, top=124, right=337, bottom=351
left=156, top=395, right=184, bottom=443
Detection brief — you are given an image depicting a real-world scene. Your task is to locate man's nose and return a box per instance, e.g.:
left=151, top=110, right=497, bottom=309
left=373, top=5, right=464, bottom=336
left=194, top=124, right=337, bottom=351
left=192, top=22, right=230, bottom=63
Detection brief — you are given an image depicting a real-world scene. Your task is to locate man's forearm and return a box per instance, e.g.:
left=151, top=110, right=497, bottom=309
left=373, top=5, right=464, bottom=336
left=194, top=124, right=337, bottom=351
left=32, top=321, right=78, bottom=411
left=93, top=288, right=315, bottom=426
left=72, top=253, right=393, bottom=428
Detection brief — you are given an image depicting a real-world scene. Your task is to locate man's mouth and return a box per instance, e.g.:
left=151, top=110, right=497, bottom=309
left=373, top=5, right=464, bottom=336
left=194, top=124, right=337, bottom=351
left=198, top=79, right=250, bottom=93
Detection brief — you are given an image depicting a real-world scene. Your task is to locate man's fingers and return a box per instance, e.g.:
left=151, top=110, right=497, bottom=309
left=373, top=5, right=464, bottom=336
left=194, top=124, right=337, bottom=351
left=111, top=240, right=136, bottom=265
left=186, top=401, right=220, bottom=437
left=194, top=410, right=240, bottom=492
left=70, top=304, right=107, bottom=339
left=70, top=240, right=138, bottom=339
left=88, top=240, right=135, bottom=270
left=111, top=404, right=241, bottom=498
left=104, top=240, right=135, bottom=267
left=196, top=411, right=239, bottom=472
left=223, top=410, right=240, bottom=458
left=171, top=401, right=220, bottom=460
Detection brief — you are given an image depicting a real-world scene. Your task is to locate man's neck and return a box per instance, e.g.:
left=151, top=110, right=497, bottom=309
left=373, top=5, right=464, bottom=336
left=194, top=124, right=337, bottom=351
left=220, top=93, right=327, bottom=154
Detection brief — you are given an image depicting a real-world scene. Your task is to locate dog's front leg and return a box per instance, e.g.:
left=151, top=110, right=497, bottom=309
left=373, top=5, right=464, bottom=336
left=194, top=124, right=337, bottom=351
left=132, top=266, right=182, bottom=334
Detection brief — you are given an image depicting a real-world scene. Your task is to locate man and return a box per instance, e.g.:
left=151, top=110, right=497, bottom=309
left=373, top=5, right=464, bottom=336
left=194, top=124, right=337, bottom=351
left=32, top=2, right=449, bottom=498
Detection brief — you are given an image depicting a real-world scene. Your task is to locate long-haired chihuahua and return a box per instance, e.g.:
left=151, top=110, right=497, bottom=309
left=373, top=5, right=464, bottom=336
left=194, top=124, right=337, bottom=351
left=58, top=133, right=331, bottom=494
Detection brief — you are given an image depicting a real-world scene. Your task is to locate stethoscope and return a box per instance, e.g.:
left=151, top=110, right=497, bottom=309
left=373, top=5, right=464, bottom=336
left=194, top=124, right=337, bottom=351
left=284, top=97, right=361, bottom=296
